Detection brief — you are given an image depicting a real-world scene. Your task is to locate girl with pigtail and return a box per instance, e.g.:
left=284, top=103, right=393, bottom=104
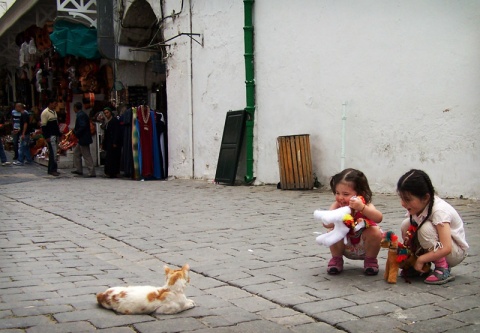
left=397, top=169, right=469, bottom=284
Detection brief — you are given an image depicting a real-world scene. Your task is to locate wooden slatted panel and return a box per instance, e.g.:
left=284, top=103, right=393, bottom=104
left=295, top=135, right=305, bottom=189
left=304, top=135, right=313, bottom=187
left=214, top=110, right=247, bottom=185
left=277, top=137, right=287, bottom=188
left=277, top=134, right=314, bottom=190
left=289, top=136, right=299, bottom=188
left=300, top=134, right=313, bottom=189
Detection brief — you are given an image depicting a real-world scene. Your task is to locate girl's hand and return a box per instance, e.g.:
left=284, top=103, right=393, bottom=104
left=349, top=196, right=365, bottom=211
left=413, top=257, right=429, bottom=273
left=414, top=258, right=425, bottom=272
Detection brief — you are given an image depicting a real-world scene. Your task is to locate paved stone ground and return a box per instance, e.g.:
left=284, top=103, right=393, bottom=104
left=0, top=158, right=479, bottom=333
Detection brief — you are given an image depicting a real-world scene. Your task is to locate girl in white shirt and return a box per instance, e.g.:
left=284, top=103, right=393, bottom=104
left=397, top=169, right=469, bottom=285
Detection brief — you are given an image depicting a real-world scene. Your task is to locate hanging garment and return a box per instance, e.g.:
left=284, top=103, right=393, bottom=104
left=137, top=105, right=154, bottom=178
left=151, top=111, right=162, bottom=179
left=136, top=106, right=161, bottom=179
left=132, top=107, right=141, bottom=180
left=156, top=112, right=167, bottom=179
left=119, top=108, right=134, bottom=178
left=103, top=116, right=122, bottom=178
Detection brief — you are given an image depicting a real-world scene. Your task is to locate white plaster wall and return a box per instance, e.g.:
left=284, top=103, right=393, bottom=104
left=254, top=0, right=480, bottom=198
left=162, top=0, right=195, bottom=177
left=162, top=0, right=245, bottom=179
left=163, top=0, right=480, bottom=198
left=190, top=1, right=245, bottom=179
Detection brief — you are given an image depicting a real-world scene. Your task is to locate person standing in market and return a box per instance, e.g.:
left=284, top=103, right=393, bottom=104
left=13, top=103, right=33, bottom=166
left=41, top=98, right=61, bottom=176
left=71, top=102, right=95, bottom=177
left=101, top=107, right=121, bottom=178
left=11, top=103, right=22, bottom=161
left=0, top=117, right=11, bottom=166
left=0, top=140, right=11, bottom=166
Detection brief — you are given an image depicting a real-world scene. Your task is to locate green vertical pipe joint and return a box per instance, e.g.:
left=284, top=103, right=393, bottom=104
left=244, top=0, right=255, bottom=183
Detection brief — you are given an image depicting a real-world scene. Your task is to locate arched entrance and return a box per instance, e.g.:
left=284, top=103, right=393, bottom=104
left=118, top=0, right=168, bottom=178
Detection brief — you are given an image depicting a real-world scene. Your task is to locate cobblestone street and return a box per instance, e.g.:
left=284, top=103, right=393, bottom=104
left=1, top=163, right=479, bottom=333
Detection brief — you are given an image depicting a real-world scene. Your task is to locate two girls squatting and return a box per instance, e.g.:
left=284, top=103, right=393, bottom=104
left=322, top=168, right=469, bottom=285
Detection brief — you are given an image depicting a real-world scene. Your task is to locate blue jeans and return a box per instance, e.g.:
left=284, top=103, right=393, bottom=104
left=0, top=140, right=7, bottom=163
left=47, top=137, right=58, bottom=173
left=18, top=136, right=33, bottom=164
left=12, top=132, right=19, bottom=160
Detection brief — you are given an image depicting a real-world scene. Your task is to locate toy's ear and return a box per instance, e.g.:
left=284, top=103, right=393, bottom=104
left=182, top=263, right=190, bottom=272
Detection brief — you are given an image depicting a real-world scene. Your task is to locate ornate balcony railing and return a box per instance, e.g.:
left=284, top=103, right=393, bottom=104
left=56, top=0, right=97, bottom=27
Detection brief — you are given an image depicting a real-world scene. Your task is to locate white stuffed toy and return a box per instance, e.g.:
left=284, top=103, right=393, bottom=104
left=314, top=206, right=365, bottom=247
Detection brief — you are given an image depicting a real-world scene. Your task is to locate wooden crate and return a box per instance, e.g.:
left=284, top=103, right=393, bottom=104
left=277, top=134, right=313, bottom=190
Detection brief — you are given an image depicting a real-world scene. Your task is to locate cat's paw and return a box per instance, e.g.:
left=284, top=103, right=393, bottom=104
left=185, top=299, right=196, bottom=309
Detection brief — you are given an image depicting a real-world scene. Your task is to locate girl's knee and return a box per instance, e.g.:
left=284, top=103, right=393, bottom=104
left=362, top=228, right=382, bottom=256
left=363, top=227, right=383, bottom=242
left=417, top=222, right=439, bottom=249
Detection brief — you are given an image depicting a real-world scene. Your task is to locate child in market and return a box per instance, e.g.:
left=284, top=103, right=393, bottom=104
left=397, top=169, right=469, bottom=284
left=324, top=168, right=384, bottom=275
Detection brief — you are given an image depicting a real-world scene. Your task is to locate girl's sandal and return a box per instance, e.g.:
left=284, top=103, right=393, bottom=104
left=424, top=267, right=455, bottom=285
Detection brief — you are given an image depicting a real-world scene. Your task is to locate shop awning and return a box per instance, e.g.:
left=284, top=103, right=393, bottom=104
left=49, top=20, right=101, bottom=59
left=0, top=0, right=40, bottom=38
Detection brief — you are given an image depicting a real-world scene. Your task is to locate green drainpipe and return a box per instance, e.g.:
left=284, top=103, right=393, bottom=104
left=244, top=0, right=255, bottom=184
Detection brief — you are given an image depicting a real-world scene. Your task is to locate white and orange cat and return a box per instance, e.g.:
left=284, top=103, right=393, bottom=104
left=96, top=264, right=195, bottom=315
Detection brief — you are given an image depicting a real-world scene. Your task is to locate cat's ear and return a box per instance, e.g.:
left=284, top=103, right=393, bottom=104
left=182, top=264, right=190, bottom=272
left=164, top=265, right=172, bottom=275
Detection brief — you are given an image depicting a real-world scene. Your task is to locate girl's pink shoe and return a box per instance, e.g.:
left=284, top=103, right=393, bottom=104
left=327, top=256, right=344, bottom=275
left=364, top=257, right=379, bottom=275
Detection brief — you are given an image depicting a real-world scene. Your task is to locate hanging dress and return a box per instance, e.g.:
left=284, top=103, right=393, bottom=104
left=137, top=105, right=154, bottom=178
left=119, top=108, right=134, bottom=178
left=132, top=107, right=141, bottom=180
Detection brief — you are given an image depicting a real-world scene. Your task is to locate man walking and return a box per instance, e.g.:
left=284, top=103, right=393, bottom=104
left=41, top=98, right=61, bottom=176
left=13, top=103, right=33, bottom=166
left=0, top=115, right=11, bottom=166
left=72, top=102, right=96, bottom=177
left=11, top=103, right=22, bottom=161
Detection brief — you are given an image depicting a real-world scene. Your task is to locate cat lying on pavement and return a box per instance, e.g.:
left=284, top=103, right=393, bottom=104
left=96, top=264, right=195, bottom=315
